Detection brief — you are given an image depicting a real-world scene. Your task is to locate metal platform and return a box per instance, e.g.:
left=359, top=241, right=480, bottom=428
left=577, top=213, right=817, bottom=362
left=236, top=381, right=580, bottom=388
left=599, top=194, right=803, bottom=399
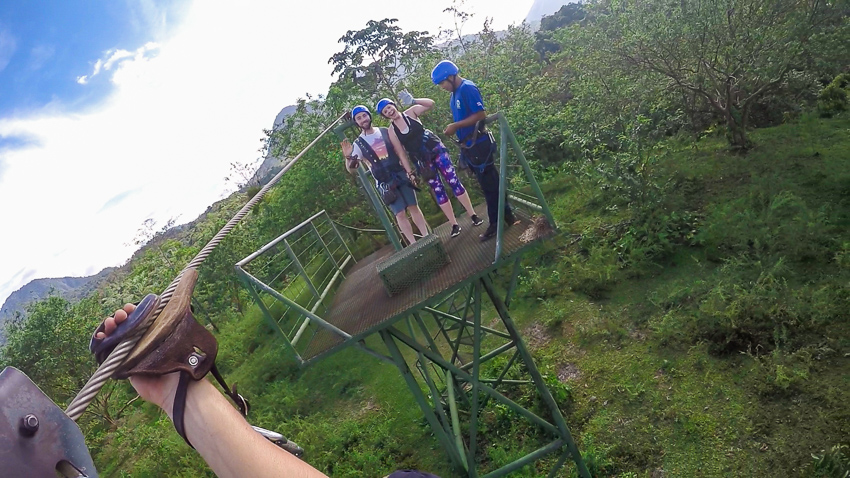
left=303, top=209, right=545, bottom=362
left=237, top=112, right=589, bottom=477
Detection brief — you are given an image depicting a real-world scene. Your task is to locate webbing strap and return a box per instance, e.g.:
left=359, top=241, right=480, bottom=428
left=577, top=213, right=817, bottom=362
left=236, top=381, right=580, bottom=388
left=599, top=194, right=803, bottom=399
left=173, top=371, right=192, bottom=447
left=171, top=364, right=248, bottom=448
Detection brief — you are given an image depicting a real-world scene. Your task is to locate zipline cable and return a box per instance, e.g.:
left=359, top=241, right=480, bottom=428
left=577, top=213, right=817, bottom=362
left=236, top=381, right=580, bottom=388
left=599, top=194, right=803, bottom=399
left=66, top=112, right=346, bottom=421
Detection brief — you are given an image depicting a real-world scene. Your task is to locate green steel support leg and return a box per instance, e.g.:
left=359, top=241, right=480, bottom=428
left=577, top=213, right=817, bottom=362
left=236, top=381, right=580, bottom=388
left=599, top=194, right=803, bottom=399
left=467, top=281, right=482, bottom=478
left=435, top=312, right=455, bottom=351
left=430, top=312, right=471, bottom=410
left=445, top=370, right=469, bottom=471
left=283, top=239, right=321, bottom=299
left=406, top=318, right=447, bottom=411
left=380, top=330, right=466, bottom=472
left=386, top=326, right=559, bottom=436
left=505, top=257, right=522, bottom=309
left=480, top=274, right=590, bottom=478
left=412, top=339, right=458, bottom=471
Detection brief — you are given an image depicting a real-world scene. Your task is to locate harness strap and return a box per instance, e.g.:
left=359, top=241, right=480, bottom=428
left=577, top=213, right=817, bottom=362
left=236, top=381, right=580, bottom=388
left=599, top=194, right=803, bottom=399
left=173, top=371, right=192, bottom=446
left=172, top=363, right=248, bottom=448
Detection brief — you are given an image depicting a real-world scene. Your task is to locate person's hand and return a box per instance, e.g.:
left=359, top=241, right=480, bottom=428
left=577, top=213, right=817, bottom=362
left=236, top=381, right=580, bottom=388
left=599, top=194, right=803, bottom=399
left=407, top=170, right=418, bottom=186
left=340, top=139, right=353, bottom=157
left=98, top=304, right=180, bottom=413
left=443, top=123, right=459, bottom=136
left=398, top=89, right=415, bottom=107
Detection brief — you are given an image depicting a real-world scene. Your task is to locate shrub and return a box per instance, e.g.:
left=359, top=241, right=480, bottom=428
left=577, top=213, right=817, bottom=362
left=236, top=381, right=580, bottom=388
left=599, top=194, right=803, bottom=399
left=805, top=444, right=850, bottom=478
left=696, top=258, right=797, bottom=354
left=817, top=73, right=850, bottom=117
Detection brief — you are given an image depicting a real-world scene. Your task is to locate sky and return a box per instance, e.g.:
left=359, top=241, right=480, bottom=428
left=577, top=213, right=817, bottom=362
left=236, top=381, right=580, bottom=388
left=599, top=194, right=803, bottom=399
left=0, top=0, right=539, bottom=306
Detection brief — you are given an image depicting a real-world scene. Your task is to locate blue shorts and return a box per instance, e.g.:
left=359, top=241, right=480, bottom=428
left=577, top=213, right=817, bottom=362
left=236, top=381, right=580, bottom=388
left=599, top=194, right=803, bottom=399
left=386, top=181, right=418, bottom=214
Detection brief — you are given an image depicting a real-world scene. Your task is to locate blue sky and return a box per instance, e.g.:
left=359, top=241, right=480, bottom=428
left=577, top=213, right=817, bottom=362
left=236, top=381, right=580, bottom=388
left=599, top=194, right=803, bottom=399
left=0, top=0, right=542, bottom=308
left=0, top=1, right=186, bottom=118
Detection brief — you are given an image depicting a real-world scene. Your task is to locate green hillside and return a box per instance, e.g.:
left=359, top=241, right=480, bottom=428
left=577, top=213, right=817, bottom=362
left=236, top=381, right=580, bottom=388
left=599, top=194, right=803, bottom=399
left=2, top=2, right=849, bottom=476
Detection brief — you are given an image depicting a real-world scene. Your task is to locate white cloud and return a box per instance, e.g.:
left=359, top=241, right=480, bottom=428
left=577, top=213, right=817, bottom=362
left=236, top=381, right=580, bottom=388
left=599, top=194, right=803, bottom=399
left=77, top=42, right=160, bottom=84
left=0, top=0, right=534, bottom=305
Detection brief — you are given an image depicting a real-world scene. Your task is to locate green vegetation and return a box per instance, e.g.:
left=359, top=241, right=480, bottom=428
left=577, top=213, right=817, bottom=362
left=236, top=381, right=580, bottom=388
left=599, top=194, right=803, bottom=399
left=2, top=1, right=849, bottom=476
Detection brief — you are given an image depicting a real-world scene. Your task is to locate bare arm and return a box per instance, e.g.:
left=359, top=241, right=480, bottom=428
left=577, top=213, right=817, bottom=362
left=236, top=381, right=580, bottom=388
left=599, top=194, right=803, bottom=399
left=167, top=377, right=327, bottom=478
left=103, top=305, right=327, bottom=478
left=403, top=98, right=435, bottom=121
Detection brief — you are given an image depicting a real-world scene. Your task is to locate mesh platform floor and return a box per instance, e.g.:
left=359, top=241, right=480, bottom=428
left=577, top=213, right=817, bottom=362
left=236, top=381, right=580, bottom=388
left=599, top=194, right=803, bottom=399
left=302, top=209, right=548, bottom=362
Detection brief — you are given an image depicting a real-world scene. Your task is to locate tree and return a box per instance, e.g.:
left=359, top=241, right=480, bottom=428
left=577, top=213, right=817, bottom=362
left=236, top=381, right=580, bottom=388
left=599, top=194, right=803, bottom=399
left=328, top=18, right=434, bottom=95
left=128, top=216, right=180, bottom=271
left=224, top=159, right=261, bottom=192
left=441, top=0, right=474, bottom=55
left=592, top=0, right=849, bottom=149
left=535, top=3, right=589, bottom=61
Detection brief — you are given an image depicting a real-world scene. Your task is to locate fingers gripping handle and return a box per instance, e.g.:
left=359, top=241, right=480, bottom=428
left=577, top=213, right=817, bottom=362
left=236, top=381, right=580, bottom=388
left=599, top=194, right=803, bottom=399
left=89, top=294, right=159, bottom=365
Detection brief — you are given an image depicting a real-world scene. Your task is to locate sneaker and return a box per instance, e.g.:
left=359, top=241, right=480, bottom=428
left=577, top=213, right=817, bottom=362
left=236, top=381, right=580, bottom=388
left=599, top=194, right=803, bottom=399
left=470, top=214, right=483, bottom=227
left=451, top=224, right=462, bottom=237
left=479, top=224, right=497, bottom=242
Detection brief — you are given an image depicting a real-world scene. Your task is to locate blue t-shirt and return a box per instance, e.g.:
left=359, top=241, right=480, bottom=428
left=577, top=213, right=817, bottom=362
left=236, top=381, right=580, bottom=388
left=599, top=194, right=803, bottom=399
left=450, top=79, right=488, bottom=147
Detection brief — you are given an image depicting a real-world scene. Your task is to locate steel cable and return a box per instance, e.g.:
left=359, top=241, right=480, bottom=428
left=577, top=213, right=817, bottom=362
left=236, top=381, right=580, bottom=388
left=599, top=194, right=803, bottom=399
left=66, top=113, right=345, bottom=421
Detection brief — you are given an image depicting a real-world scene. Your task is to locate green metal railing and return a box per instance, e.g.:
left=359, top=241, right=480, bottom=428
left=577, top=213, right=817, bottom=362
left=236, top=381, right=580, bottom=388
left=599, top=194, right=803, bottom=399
left=235, top=210, right=355, bottom=365
left=485, top=111, right=556, bottom=263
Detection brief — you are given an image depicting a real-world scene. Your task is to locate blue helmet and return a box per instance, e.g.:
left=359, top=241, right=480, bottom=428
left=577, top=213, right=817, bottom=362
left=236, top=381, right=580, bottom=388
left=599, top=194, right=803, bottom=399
left=376, top=98, right=395, bottom=116
left=431, top=60, right=459, bottom=85
left=351, top=105, right=371, bottom=120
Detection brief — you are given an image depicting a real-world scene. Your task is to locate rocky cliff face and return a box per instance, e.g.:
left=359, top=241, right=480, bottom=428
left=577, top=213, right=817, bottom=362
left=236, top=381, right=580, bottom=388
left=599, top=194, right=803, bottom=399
left=252, top=104, right=306, bottom=186
left=0, top=268, right=115, bottom=340
left=525, top=0, right=572, bottom=23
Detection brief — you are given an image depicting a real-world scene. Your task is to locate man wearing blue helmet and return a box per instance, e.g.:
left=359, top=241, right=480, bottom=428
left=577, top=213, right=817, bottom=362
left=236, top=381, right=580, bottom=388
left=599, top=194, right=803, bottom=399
left=341, top=105, right=430, bottom=245
left=431, top=60, right=516, bottom=242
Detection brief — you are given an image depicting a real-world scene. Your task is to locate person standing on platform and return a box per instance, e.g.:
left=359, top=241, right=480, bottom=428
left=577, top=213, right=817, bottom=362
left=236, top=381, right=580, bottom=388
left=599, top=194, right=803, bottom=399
left=341, top=105, right=430, bottom=245
left=431, top=60, right=517, bottom=242
left=376, top=94, right=482, bottom=238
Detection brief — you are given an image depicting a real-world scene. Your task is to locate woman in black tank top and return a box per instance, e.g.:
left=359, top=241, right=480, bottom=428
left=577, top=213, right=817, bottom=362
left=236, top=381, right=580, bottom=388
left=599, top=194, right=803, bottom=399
left=378, top=95, right=482, bottom=237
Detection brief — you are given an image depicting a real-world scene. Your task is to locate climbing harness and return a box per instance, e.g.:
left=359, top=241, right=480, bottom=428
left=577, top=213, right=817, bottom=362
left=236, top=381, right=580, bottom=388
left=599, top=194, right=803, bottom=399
left=354, top=128, right=418, bottom=206
left=454, top=121, right=496, bottom=175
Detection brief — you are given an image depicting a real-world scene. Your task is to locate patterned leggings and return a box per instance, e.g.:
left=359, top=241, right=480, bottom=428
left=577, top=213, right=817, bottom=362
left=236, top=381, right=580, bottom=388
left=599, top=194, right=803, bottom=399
left=424, top=144, right=466, bottom=205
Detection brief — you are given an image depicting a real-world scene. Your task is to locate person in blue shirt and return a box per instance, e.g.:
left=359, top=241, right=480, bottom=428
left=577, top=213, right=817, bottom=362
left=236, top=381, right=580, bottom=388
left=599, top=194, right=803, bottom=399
left=431, top=60, right=517, bottom=241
